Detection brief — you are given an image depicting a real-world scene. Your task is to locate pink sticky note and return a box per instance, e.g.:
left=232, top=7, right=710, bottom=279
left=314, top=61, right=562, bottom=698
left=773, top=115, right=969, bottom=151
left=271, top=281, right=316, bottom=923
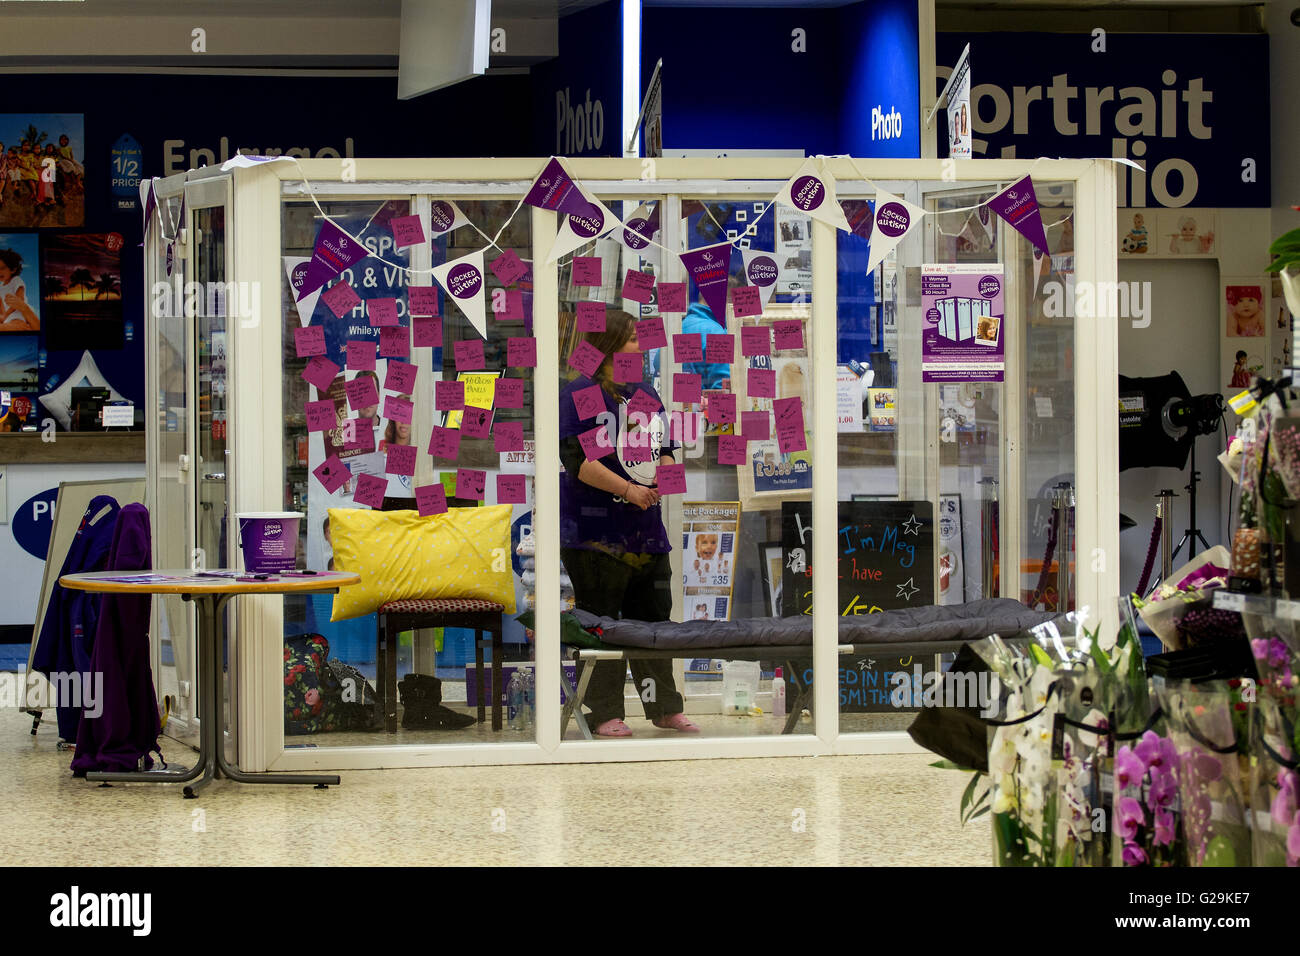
left=507, top=337, right=537, bottom=368
left=321, top=280, right=362, bottom=318
left=460, top=405, right=492, bottom=439
left=773, top=396, right=807, bottom=453
left=314, top=455, right=349, bottom=493
left=673, top=333, right=703, bottom=363
left=748, top=368, right=776, bottom=398
left=494, top=378, right=524, bottom=409
left=345, top=375, right=380, bottom=411
left=742, top=410, right=770, bottom=441
left=294, top=325, right=326, bottom=357
left=636, top=317, right=667, bottom=351
left=494, top=421, right=524, bottom=452
left=408, top=286, right=440, bottom=317
left=577, top=424, right=614, bottom=461
left=412, top=316, right=442, bottom=348
left=490, top=249, right=528, bottom=286
left=383, top=395, right=414, bottom=424
left=429, top=425, right=461, bottom=460
left=657, top=282, right=687, bottom=313
left=627, top=388, right=662, bottom=418
left=454, top=338, right=486, bottom=370
left=390, top=214, right=426, bottom=249
left=567, top=340, right=605, bottom=378
left=436, top=380, right=465, bottom=411
left=305, top=399, right=338, bottom=432
left=705, top=391, right=737, bottom=425
left=571, top=256, right=603, bottom=286
left=705, top=333, right=735, bottom=365
left=656, top=462, right=687, bottom=495
left=379, top=325, right=409, bottom=358
left=572, top=383, right=606, bottom=420
left=492, top=288, right=524, bottom=320
left=385, top=360, right=418, bottom=393
left=624, top=442, right=655, bottom=463
left=576, top=301, right=606, bottom=332
left=622, top=269, right=656, bottom=303
left=740, top=326, right=771, bottom=357
left=731, top=286, right=762, bottom=318
left=456, top=468, right=486, bottom=501
left=773, top=319, right=804, bottom=351
left=343, top=418, right=376, bottom=453
left=613, top=352, right=642, bottom=383
left=673, top=373, right=702, bottom=404
left=669, top=411, right=703, bottom=444
left=718, top=434, right=749, bottom=465
left=353, top=473, right=388, bottom=509
left=368, top=297, right=400, bottom=327
left=301, top=356, right=341, bottom=392
left=346, top=339, right=377, bottom=370
left=496, top=474, right=527, bottom=505
left=386, top=443, right=417, bottom=476
left=415, top=483, right=448, bottom=517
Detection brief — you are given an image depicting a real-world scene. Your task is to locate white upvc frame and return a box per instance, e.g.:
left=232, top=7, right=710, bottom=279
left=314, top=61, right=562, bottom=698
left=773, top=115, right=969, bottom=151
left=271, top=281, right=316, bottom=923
left=145, top=157, right=1116, bottom=770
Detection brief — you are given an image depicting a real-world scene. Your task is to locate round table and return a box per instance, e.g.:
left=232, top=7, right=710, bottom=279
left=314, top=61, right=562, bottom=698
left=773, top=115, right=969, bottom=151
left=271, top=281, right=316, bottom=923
left=59, top=569, right=360, bottom=798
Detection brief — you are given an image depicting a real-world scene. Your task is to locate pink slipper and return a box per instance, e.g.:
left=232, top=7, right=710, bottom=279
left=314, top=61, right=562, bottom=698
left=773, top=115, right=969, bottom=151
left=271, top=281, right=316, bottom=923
left=594, top=719, right=632, bottom=737
left=652, top=713, right=700, bottom=733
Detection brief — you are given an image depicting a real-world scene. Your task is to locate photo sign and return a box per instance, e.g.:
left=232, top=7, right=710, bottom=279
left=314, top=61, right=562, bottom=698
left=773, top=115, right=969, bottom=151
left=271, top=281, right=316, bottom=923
left=780, top=500, right=936, bottom=712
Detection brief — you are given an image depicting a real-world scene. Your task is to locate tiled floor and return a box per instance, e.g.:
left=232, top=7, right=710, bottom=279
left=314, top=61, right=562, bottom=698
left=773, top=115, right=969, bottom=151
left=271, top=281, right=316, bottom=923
left=2, top=709, right=991, bottom=866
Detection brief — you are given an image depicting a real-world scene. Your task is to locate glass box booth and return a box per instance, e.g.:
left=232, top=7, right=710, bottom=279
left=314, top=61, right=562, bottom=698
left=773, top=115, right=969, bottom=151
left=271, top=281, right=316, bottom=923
left=143, top=157, right=1119, bottom=772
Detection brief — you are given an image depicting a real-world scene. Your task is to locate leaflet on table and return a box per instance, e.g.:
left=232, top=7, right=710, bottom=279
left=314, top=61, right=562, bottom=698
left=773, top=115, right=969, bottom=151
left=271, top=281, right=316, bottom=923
left=745, top=352, right=812, bottom=494
left=920, top=263, right=1005, bottom=383
left=682, top=501, right=742, bottom=622
left=96, top=573, right=185, bottom=584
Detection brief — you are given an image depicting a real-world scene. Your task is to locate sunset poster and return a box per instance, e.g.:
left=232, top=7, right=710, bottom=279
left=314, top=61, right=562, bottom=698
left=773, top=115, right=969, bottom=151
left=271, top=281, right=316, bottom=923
left=42, top=233, right=123, bottom=350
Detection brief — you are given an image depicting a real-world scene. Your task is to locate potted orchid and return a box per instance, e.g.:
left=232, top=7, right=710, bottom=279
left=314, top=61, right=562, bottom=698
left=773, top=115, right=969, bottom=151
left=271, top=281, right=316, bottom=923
left=1113, top=730, right=1183, bottom=866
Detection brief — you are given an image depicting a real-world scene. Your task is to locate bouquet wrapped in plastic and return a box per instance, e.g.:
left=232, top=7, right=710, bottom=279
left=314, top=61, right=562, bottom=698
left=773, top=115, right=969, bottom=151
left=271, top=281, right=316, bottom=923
left=1156, top=681, right=1253, bottom=867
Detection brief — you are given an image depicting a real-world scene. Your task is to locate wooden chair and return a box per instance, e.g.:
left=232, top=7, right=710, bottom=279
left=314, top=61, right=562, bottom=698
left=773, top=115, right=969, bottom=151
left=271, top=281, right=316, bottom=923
left=375, top=598, right=505, bottom=733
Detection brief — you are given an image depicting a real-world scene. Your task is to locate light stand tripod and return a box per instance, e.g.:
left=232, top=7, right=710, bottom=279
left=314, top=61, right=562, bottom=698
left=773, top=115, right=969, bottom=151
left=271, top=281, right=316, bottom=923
left=1169, top=432, right=1212, bottom=564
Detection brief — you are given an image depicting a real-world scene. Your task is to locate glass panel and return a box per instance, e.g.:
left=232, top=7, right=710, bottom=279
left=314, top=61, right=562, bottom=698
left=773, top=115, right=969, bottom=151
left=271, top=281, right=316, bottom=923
left=555, top=194, right=813, bottom=740
left=191, top=203, right=233, bottom=759
left=1022, top=182, right=1076, bottom=612
left=281, top=195, right=535, bottom=746
left=151, top=191, right=197, bottom=742
left=836, top=195, right=917, bottom=731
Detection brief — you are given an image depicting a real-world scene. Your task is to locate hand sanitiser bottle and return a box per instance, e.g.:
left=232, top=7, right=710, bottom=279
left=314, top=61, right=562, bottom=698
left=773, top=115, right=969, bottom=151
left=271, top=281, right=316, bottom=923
left=772, top=667, right=786, bottom=719
left=507, top=671, right=524, bottom=731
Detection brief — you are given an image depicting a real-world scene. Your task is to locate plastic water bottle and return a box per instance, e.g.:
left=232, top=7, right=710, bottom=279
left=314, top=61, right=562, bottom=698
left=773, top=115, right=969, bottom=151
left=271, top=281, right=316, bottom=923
left=523, top=668, right=536, bottom=729
left=772, top=666, right=787, bottom=719
left=507, top=671, right=524, bottom=731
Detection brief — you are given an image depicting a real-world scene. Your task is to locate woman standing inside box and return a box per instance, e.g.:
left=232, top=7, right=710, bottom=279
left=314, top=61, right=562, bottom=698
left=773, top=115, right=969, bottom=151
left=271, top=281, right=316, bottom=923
left=559, top=309, right=699, bottom=737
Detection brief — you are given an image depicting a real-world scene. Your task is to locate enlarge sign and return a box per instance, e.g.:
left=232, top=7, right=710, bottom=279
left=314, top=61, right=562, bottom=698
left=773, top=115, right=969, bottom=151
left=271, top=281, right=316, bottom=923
left=937, top=33, right=1270, bottom=208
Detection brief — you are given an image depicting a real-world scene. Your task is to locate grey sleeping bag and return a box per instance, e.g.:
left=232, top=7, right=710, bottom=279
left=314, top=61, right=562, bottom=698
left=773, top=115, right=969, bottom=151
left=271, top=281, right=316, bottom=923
left=570, top=598, right=1059, bottom=650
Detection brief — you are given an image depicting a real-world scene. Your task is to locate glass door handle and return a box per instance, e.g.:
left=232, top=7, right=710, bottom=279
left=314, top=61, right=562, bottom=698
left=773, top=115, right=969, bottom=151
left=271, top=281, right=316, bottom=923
left=178, top=454, right=190, bottom=484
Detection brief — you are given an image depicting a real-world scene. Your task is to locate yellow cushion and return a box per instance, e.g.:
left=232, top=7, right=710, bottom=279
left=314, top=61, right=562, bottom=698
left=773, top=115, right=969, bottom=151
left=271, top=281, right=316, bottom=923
left=328, top=505, right=516, bottom=622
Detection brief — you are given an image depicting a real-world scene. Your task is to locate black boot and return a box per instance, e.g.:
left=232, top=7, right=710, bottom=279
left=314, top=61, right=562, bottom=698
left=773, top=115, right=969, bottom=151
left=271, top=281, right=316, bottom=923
left=398, top=674, right=476, bottom=730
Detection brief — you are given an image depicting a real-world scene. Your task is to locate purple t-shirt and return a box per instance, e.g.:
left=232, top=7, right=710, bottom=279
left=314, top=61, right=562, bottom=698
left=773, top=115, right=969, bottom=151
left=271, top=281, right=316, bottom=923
left=559, top=376, right=674, bottom=554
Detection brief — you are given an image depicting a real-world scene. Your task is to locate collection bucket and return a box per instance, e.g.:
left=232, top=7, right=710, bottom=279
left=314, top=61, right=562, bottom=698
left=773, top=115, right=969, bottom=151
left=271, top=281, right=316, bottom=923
left=236, top=512, right=303, bottom=573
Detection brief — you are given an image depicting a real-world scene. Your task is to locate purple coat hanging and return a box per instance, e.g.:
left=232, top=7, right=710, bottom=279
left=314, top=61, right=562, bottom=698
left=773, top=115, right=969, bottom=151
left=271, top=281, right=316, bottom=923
left=32, top=495, right=121, bottom=743
left=71, top=504, right=162, bottom=775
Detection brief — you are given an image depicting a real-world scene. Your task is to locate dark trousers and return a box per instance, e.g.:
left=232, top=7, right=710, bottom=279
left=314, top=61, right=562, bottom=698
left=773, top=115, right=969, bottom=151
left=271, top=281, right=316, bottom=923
left=561, top=547, right=684, bottom=725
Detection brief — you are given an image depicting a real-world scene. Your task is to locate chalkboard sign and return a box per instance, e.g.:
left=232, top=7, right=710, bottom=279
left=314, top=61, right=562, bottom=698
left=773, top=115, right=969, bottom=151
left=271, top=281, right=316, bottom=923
left=780, top=500, right=937, bottom=713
